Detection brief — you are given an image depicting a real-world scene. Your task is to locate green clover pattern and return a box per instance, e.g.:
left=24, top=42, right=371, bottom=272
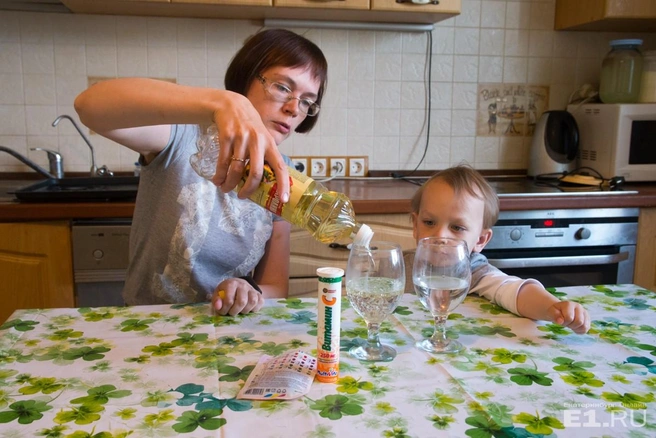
left=0, top=285, right=654, bottom=436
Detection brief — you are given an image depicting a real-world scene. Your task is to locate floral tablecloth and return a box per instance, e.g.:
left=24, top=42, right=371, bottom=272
left=1, top=284, right=655, bottom=437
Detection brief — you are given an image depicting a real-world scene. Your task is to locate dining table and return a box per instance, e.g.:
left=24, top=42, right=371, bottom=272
left=1, top=283, right=655, bottom=437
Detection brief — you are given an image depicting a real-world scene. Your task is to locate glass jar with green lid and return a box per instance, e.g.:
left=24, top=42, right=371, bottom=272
left=599, top=39, right=643, bottom=103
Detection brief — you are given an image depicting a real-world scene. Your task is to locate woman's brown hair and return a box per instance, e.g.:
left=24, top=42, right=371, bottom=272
left=224, top=28, right=328, bottom=133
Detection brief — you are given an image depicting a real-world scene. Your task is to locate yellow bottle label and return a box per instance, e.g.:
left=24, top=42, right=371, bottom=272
left=244, top=164, right=313, bottom=220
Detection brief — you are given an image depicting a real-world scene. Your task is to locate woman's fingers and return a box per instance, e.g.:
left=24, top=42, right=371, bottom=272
left=212, top=283, right=263, bottom=316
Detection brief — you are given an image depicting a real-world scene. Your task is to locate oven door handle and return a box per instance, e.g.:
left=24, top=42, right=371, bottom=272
left=487, top=251, right=629, bottom=269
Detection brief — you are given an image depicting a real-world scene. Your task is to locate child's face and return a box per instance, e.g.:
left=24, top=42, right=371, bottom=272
left=411, top=178, right=492, bottom=254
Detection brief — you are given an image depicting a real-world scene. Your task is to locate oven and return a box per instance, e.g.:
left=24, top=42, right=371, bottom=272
left=71, top=219, right=131, bottom=307
left=481, top=208, right=638, bottom=287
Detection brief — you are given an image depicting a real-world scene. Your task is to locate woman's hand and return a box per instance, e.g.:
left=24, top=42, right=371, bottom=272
left=211, top=278, right=264, bottom=316
left=211, top=92, right=290, bottom=203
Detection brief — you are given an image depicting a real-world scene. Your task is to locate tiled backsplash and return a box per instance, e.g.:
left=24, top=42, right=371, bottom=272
left=1, top=0, right=655, bottom=174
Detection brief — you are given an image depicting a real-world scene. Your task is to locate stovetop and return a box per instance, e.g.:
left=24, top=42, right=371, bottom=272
left=489, top=179, right=637, bottom=197
left=401, top=177, right=638, bottom=197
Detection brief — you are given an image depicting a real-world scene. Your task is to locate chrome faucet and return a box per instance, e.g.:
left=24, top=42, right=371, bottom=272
left=52, top=114, right=113, bottom=177
left=0, top=145, right=56, bottom=179
left=31, top=147, right=65, bottom=179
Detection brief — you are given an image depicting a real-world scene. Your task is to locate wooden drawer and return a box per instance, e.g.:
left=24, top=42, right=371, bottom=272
left=274, top=0, right=369, bottom=10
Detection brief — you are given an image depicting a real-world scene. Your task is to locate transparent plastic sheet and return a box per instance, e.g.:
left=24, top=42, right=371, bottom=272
left=189, top=125, right=220, bottom=180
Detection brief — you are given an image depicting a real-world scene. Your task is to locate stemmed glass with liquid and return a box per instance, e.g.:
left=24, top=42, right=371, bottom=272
left=346, top=241, right=405, bottom=362
left=413, top=237, right=471, bottom=354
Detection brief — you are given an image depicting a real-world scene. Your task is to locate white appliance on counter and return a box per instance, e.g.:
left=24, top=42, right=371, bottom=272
left=567, top=103, right=656, bottom=181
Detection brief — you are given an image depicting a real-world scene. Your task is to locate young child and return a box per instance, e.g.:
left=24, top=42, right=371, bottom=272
left=407, top=165, right=590, bottom=334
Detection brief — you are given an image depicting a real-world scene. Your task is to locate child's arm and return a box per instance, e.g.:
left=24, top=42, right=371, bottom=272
left=516, top=283, right=591, bottom=334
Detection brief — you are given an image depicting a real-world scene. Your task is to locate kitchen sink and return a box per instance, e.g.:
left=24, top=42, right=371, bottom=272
left=11, top=177, right=139, bottom=202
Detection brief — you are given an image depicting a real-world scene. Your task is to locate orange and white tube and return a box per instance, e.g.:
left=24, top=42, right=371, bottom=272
left=316, top=267, right=343, bottom=383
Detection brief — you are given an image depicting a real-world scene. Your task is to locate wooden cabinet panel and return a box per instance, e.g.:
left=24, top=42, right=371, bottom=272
left=275, top=0, right=368, bottom=10
left=289, top=213, right=414, bottom=297
left=174, top=0, right=272, bottom=5
left=62, top=0, right=458, bottom=24
left=635, top=208, right=656, bottom=291
left=0, top=221, right=75, bottom=323
left=606, top=0, right=656, bottom=17
left=371, top=0, right=460, bottom=14
left=555, top=0, right=656, bottom=32
left=62, top=0, right=273, bottom=19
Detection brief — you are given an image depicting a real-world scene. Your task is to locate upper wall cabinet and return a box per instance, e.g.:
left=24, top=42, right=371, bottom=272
left=60, top=0, right=460, bottom=25
left=274, top=0, right=370, bottom=11
left=555, top=0, right=656, bottom=32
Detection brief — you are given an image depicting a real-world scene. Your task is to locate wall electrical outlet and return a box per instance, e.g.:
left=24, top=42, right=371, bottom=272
left=348, top=157, right=368, bottom=177
left=310, top=158, right=327, bottom=177
left=329, top=157, right=347, bottom=177
left=291, top=157, right=308, bottom=175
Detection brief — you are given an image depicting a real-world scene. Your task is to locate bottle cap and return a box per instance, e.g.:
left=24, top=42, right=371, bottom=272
left=610, top=39, right=643, bottom=47
left=316, top=267, right=344, bottom=279
left=352, top=224, right=374, bottom=248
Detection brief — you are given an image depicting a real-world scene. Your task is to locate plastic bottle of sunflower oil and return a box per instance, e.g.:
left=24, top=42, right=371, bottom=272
left=190, top=125, right=373, bottom=247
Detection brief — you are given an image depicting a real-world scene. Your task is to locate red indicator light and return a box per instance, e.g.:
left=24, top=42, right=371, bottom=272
left=544, top=220, right=554, bottom=227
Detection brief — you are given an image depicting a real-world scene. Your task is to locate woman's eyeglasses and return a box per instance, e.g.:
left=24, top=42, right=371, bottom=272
left=257, top=75, right=320, bottom=117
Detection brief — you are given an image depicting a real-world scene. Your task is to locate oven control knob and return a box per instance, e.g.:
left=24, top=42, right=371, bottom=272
left=510, top=229, right=522, bottom=241
left=93, top=249, right=104, bottom=259
left=575, top=228, right=591, bottom=240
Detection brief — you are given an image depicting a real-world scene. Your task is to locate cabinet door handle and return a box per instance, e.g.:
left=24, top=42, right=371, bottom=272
left=396, top=0, right=440, bottom=5
left=487, top=252, right=629, bottom=269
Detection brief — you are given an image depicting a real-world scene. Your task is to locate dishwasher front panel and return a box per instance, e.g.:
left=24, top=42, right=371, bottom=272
left=71, top=220, right=131, bottom=307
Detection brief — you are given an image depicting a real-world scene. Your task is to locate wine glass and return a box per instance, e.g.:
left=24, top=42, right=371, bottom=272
left=346, top=241, right=405, bottom=362
left=413, top=237, right=471, bottom=354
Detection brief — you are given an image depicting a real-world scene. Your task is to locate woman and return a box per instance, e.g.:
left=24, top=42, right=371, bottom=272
left=74, top=29, right=328, bottom=315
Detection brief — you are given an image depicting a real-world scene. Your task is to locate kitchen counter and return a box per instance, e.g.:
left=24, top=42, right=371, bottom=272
left=2, top=177, right=656, bottom=221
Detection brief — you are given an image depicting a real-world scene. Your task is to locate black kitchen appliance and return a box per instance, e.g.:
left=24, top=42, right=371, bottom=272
left=527, top=110, right=579, bottom=178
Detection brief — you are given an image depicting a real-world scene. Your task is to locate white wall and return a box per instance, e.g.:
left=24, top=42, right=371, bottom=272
left=1, top=0, right=655, bottom=174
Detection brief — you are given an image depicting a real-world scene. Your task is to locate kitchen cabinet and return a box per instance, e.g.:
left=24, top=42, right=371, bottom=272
left=555, top=0, right=656, bottom=32
left=635, top=208, right=656, bottom=292
left=275, top=0, right=368, bottom=11
left=289, top=213, right=414, bottom=297
left=0, top=221, right=75, bottom=323
left=61, top=0, right=460, bottom=25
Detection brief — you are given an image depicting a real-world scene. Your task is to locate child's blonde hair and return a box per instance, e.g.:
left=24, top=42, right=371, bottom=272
left=410, top=164, right=500, bottom=230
